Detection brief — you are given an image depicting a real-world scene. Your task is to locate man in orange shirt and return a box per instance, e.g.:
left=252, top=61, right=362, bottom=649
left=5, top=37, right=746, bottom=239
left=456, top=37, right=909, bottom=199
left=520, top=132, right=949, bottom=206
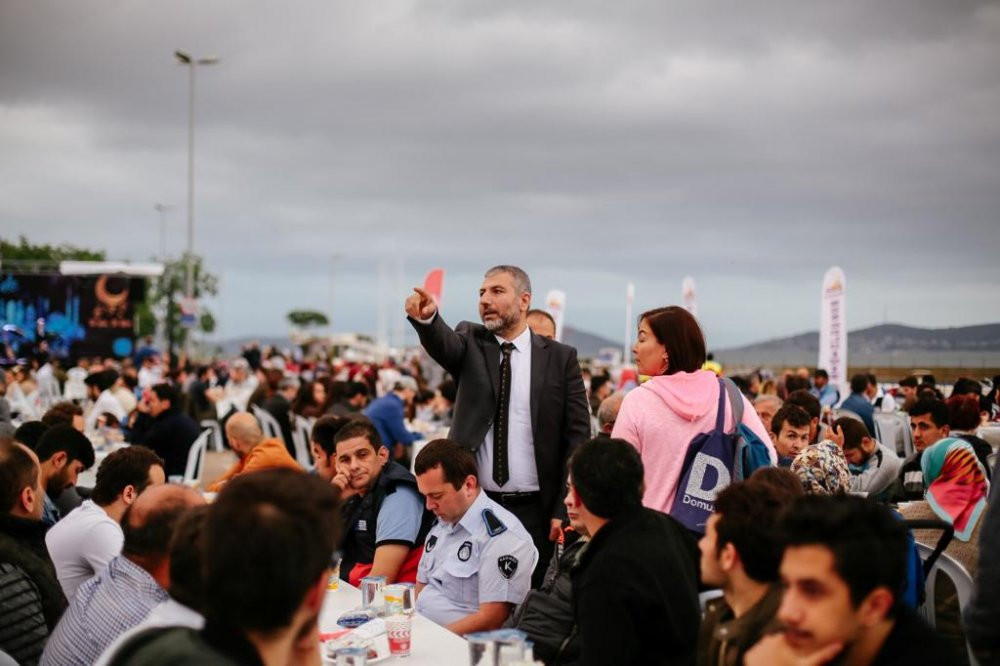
left=207, top=412, right=301, bottom=492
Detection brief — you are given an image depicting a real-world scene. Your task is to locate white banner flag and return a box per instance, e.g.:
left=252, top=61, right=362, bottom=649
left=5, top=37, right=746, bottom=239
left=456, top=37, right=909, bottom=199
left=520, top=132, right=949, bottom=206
left=624, top=282, right=636, bottom=363
left=545, top=289, right=567, bottom=342
left=681, top=276, right=697, bottom=317
left=818, top=267, right=848, bottom=398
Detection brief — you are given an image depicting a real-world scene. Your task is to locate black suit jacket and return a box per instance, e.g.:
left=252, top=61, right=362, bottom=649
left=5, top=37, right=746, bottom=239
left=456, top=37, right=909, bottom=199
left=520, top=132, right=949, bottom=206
left=409, top=314, right=591, bottom=519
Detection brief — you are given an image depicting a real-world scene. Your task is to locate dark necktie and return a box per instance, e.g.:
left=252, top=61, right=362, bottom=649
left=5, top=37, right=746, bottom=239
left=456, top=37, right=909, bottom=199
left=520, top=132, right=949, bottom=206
left=493, top=342, right=516, bottom=487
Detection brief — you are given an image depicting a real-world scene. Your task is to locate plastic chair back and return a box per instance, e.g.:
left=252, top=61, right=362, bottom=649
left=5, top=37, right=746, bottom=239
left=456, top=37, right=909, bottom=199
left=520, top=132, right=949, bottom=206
left=250, top=404, right=283, bottom=440
left=916, top=542, right=979, bottom=666
left=291, top=414, right=315, bottom=470
left=183, top=428, right=211, bottom=485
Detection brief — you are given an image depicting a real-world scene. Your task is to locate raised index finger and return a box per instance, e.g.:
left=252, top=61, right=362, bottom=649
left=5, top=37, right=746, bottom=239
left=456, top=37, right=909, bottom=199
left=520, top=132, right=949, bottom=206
left=412, top=286, right=432, bottom=301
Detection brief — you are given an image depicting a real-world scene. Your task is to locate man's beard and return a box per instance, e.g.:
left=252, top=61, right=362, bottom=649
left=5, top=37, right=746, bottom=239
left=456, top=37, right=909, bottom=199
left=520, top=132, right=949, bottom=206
left=482, top=309, right=518, bottom=333
left=46, top=471, right=70, bottom=499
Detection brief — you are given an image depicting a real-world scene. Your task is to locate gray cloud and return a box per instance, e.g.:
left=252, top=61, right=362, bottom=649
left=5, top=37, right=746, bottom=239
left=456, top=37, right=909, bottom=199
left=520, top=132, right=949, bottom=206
left=2, top=0, right=998, bottom=350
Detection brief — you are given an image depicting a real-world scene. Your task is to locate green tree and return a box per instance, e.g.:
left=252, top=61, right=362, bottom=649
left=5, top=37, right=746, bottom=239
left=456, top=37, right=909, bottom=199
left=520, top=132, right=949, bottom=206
left=286, top=309, right=330, bottom=328
left=1, top=235, right=105, bottom=268
left=141, top=253, right=219, bottom=359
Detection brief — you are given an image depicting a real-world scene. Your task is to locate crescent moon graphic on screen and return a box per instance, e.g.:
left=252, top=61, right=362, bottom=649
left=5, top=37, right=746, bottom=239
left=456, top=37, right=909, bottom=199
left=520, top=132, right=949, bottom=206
left=95, top=276, right=129, bottom=309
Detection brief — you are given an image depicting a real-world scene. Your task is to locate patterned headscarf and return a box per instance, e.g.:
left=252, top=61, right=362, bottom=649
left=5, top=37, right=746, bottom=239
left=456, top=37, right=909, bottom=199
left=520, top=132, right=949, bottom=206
left=791, top=441, right=851, bottom=495
left=921, top=437, right=989, bottom=542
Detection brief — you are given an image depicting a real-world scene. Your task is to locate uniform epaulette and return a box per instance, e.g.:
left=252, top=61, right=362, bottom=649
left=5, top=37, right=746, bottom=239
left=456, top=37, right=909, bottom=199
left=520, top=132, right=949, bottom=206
left=482, top=509, right=507, bottom=537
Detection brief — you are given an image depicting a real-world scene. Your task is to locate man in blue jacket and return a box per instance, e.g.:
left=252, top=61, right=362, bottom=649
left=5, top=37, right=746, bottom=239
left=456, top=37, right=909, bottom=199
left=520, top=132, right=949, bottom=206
left=363, top=376, right=420, bottom=462
left=839, top=374, right=876, bottom=436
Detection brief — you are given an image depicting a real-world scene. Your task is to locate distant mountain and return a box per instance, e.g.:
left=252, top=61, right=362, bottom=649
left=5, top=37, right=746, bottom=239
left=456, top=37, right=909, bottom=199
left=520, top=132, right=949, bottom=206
left=562, top=326, right=621, bottom=358
left=215, top=327, right=621, bottom=360
left=720, top=323, right=1000, bottom=354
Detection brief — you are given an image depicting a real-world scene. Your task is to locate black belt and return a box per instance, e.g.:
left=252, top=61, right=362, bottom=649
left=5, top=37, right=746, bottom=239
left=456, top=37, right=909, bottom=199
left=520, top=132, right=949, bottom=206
left=485, top=490, right=541, bottom=507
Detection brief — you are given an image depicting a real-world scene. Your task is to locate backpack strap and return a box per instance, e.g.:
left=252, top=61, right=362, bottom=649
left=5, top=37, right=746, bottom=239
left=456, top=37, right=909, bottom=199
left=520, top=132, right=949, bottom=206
left=714, top=377, right=728, bottom=433
left=722, top=377, right=744, bottom=434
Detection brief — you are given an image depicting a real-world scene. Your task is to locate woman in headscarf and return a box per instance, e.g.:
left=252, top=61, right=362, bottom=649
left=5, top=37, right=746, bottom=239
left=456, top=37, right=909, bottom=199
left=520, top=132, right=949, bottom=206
left=898, top=437, right=989, bottom=663
left=790, top=441, right=851, bottom=495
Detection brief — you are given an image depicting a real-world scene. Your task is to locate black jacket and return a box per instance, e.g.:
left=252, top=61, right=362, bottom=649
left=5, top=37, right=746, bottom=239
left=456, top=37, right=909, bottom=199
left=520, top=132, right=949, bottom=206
left=409, top=314, right=591, bottom=519
left=339, top=461, right=434, bottom=582
left=262, top=393, right=295, bottom=457
left=0, top=513, right=68, bottom=664
left=131, top=408, right=203, bottom=477
left=512, top=530, right=587, bottom=664
left=567, top=507, right=700, bottom=666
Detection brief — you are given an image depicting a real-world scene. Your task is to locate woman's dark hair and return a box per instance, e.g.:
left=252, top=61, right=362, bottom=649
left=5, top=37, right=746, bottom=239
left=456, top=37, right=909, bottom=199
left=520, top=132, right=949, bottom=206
left=639, top=306, right=706, bottom=375
left=946, top=394, right=982, bottom=432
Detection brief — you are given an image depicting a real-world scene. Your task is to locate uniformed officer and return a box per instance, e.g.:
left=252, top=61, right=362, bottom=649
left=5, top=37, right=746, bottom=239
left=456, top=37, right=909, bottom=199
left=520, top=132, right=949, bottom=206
left=413, top=439, right=538, bottom=635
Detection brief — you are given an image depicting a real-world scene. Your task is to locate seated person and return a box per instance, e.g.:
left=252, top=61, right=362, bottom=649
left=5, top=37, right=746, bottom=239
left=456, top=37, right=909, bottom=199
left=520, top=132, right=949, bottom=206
left=102, top=469, right=339, bottom=665
left=769, top=404, right=812, bottom=467
left=894, top=397, right=950, bottom=501
left=785, top=389, right=826, bottom=444
left=509, top=498, right=592, bottom=663
left=40, top=485, right=204, bottom=666
left=830, top=417, right=901, bottom=500
left=790, top=442, right=851, bottom=495
left=46, top=446, right=165, bottom=600
left=898, top=437, right=988, bottom=661
left=0, top=442, right=68, bottom=664
left=308, top=415, right=352, bottom=483
left=698, top=480, right=798, bottom=666
left=747, top=495, right=954, bottom=665
left=332, top=420, right=434, bottom=586
left=569, top=438, right=700, bottom=666
left=207, top=412, right=301, bottom=492
left=414, top=439, right=537, bottom=635
left=753, top=394, right=782, bottom=435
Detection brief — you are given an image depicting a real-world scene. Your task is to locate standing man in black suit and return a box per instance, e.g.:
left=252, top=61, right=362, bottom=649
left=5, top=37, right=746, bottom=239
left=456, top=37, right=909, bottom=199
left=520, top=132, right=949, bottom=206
left=405, top=265, right=590, bottom=585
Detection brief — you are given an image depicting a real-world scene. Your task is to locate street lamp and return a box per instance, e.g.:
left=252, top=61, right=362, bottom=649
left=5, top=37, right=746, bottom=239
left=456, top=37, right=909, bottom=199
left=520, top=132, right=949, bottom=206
left=174, top=49, right=219, bottom=328
left=153, top=203, right=172, bottom=261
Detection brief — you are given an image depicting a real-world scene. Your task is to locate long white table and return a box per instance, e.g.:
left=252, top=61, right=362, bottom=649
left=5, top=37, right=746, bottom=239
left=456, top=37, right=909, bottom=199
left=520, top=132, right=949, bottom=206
left=319, top=582, right=468, bottom=665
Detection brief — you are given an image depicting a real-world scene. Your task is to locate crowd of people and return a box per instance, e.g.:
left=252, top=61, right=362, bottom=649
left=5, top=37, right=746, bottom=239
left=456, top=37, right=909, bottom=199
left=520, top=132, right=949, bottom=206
left=1, top=263, right=998, bottom=665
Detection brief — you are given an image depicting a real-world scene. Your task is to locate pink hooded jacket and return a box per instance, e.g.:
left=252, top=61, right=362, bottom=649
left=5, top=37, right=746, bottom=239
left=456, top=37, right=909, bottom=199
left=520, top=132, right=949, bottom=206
left=611, top=370, right=776, bottom=513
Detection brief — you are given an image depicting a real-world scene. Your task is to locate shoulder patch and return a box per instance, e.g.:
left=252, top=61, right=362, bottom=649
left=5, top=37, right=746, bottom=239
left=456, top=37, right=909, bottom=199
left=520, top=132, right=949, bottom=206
left=498, top=555, right=518, bottom=580
left=425, top=534, right=438, bottom=553
left=482, top=509, right=507, bottom=537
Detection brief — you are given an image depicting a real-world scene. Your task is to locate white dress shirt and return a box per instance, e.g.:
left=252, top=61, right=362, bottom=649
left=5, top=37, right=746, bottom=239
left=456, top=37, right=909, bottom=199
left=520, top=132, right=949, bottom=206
left=477, top=326, right=538, bottom=492
left=86, top=389, right=128, bottom=431
left=45, top=500, right=124, bottom=601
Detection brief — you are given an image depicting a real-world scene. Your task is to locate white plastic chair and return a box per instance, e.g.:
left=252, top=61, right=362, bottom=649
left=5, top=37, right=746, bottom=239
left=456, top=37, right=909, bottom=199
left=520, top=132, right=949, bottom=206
left=200, top=419, right=224, bottom=452
left=875, top=412, right=913, bottom=458
left=291, top=414, right=315, bottom=470
left=250, top=404, right=283, bottom=440
left=915, top=542, right=979, bottom=666
left=183, top=429, right=212, bottom=486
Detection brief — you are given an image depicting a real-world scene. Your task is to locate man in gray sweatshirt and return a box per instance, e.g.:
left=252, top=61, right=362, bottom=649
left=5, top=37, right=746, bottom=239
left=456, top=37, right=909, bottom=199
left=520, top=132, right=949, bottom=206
left=832, top=417, right=901, bottom=500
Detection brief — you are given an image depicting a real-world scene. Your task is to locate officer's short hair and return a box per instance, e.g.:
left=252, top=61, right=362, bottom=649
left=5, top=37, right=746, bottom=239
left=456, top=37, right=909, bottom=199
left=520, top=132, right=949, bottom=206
left=333, top=419, right=382, bottom=452
left=414, top=439, right=478, bottom=489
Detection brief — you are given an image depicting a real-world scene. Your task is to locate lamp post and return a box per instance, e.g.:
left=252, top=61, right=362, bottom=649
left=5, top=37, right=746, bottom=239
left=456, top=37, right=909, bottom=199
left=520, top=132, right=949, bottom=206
left=174, top=50, right=219, bottom=323
left=153, top=203, right=172, bottom=261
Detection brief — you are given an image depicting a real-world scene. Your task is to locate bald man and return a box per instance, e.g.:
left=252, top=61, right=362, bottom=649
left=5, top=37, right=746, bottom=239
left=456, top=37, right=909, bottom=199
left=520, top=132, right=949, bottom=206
left=40, top=484, right=204, bottom=666
left=207, top=412, right=301, bottom=492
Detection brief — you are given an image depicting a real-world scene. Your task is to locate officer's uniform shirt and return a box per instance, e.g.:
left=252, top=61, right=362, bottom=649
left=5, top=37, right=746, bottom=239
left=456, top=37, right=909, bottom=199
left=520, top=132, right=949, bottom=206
left=415, top=489, right=538, bottom=627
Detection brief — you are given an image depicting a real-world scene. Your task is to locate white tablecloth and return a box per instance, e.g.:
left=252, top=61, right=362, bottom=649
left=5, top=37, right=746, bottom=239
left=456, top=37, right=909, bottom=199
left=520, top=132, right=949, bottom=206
left=319, top=582, right=468, bottom=665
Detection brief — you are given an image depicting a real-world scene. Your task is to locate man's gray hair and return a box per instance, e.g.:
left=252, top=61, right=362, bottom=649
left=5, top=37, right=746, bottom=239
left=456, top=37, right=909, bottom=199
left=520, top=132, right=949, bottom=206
left=753, top=394, right=783, bottom=408
left=278, top=376, right=300, bottom=392
left=485, top=265, right=532, bottom=296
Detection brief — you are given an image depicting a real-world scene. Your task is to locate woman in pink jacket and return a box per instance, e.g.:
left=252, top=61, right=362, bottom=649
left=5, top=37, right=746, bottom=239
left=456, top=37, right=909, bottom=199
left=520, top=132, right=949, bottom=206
left=611, top=306, right=775, bottom=514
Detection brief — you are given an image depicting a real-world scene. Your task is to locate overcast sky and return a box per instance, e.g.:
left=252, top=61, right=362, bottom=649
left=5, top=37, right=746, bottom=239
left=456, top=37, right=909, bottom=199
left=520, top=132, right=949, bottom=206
left=2, top=0, right=999, bottom=350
